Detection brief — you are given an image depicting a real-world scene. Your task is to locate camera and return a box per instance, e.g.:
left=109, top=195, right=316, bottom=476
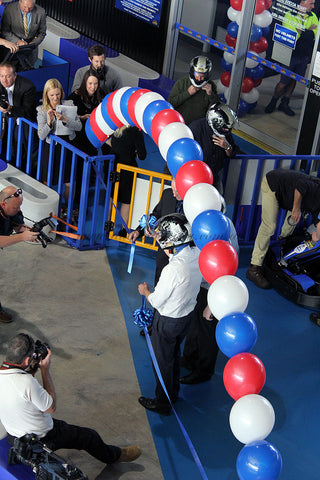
left=0, top=93, right=9, bottom=110
left=31, top=216, right=56, bottom=248
left=26, top=340, right=50, bottom=374
left=8, top=434, right=88, bottom=480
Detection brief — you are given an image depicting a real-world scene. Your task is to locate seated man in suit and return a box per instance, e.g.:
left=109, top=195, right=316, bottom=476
left=0, top=61, right=37, bottom=167
left=1, top=0, right=46, bottom=70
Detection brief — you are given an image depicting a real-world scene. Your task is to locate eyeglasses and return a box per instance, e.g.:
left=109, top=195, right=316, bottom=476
left=4, top=188, right=22, bottom=201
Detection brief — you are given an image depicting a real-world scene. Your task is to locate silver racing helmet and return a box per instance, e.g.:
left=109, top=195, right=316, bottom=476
left=189, top=56, right=213, bottom=88
left=206, top=103, right=238, bottom=137
left=156, top=213, right=193, bottom=250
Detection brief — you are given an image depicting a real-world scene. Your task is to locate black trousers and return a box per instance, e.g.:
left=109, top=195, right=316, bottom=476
left=182, top=287, right=219, bottom=377
left=151, top=310, right=192, bottom=407
left=6, top=419, right=122, bottom=464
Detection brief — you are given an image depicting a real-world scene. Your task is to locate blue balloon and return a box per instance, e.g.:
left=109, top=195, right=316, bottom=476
left=237, top=440, right=283, bottom=480
left=248, top=63, right=265, bottom=79
left=247, top=101, right=258, bottom=112
left=120, top=87, right=139, bottom=126
left=215, top=311, right=257, bottom=357
left=221, top=58, right=233, bottom=72
left=227, top=21, right=239, bottom=38
left=219, top=93, right=227, bottom=104
left=100, top=93, right=119, bottom=131
left=167, top=138, right=203, bottom=177
left=192, top=210, right=231, bottom=250
left=261, top=26, right=270, bottom=37
left=143, top=100, right=173, bottom=137
left=85, top=119, right=103, bottom=148
left=250, top=24, right=262, bottom=42
left=237, top=99, right=249, bottom=117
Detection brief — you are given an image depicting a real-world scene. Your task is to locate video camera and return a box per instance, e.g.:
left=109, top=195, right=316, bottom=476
left=26, top=340, right=50, bottom=375
left=8, top=433, right=88, bottom=480
left=31, top=216, right=56, bottom=248
left=0, top=94, right=9, bottom=110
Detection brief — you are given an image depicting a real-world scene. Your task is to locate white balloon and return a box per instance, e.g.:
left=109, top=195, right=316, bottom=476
left=253, top=10, right=272, bottom=28
left=241, top=87, right=260, bottom=104
left=227, top=6, right=241, bottom=23
left=207, top=275, right=249, bottom=320
left=135, top=91, right=164, bottom=132
left=183, top=183, right=221, bottom=224
left=245, top=51, right=259, bottom=69
left=229, top=394, right=275, bottom=444
left=112, top=87, right=132, bottom=127
left=158, top=122, right=193, bottom=160
left=95, top=103, right=115, bottom=136
left=223, top=51, right=235, bottom=64
left=216, top=79, right=227, bottom=95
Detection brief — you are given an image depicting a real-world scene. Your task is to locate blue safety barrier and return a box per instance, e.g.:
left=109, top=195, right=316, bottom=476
left=176, top=23, right=309, bottom=85
left=0, top=115, right=114, bottom=251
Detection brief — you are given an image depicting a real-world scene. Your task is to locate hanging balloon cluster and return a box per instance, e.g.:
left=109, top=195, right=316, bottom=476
left=86, top=86, right=282, bottom=480
left=217, top=0, right=273, bottom=116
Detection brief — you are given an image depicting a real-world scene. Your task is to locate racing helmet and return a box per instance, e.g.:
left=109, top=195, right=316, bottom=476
left=156, top=213, right=193, bottom=250
left=206, top=103, right=238, bottom=137
left=189, top=56, right=213, bottom=88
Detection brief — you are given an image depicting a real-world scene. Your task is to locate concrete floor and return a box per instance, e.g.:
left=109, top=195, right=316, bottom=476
left=0, top=238, right=163, bottom=480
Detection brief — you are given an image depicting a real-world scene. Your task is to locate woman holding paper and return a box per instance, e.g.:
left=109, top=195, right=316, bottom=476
left=37, top=78, right=82, bottom=208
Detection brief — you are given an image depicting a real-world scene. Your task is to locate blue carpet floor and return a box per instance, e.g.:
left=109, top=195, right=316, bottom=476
left=106, top=239, right=320, bottom=480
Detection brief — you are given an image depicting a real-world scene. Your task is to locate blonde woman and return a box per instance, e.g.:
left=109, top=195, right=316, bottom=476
left=37, top=78, right=81, bottom=207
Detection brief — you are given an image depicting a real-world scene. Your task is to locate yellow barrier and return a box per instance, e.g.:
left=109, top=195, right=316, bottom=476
left=109, top=163, right=172, bottom=251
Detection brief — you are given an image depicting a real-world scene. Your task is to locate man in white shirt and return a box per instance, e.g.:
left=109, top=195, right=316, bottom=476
left=0, top=333, right=141, bottom=464
left=138, top=214, right=202, bottom=415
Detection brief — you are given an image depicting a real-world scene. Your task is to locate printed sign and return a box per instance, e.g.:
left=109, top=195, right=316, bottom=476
left=115, top=0, right=162, bottom=27
left=273, top=23, right=297, bottom=48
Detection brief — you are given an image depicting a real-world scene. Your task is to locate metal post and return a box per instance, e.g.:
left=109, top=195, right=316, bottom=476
left=162, top=0, right=184, bottom=78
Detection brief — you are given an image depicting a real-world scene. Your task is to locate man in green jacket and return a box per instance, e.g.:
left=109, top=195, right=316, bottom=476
left=168, top=55, right=220, bottom=125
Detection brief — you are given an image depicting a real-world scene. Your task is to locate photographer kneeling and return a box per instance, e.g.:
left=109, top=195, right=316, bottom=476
left=0, top=186, right=39, bottom=322
left=0, top=333, right=141, bottom=465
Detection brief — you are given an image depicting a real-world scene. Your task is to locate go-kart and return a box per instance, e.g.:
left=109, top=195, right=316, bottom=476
left=264, top=232, right=320, bottom=309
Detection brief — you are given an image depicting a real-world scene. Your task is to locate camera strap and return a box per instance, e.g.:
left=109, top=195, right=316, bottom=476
left=0, top=362, right=25, bottom=371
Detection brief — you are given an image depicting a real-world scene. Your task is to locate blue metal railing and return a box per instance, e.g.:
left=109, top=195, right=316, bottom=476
left=1, top=115, right=114, bottom=250
left=224, top=154, right=320, bottom=244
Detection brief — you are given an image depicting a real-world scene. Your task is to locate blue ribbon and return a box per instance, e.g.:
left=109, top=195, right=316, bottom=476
left=133, top=297, right=209, bottom=480
left=139, top=214, right=158, bottom=232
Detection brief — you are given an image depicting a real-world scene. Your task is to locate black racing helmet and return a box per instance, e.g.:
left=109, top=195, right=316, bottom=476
left=189, top=56, right=213, bottom=88
left=206, top=103, right=238, bottom=137
left=156, top=213, right=193, bottom=250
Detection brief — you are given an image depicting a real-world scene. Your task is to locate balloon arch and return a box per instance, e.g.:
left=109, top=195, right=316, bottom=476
left=86, top=87, right=282, bottom=480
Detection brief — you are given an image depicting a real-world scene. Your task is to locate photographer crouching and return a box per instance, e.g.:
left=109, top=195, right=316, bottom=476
left=0, top=333, right=141, bottom=466
left=0, top=186, right=39, bottom=322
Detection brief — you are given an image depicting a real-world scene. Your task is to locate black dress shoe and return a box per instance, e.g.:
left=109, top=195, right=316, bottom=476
left=179, top=372, right=211, bottom=385
left=138, top=396, right=171, bottom=415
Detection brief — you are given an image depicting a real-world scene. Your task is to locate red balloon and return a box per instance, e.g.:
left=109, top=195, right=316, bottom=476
left=265, top=0, right=272, bottom=8
left=127, top=89, right=150, bottom=127
left=225, top=34, right=237, bottom=48
left=252, top=78, right=263, bottom=87
left=175, top=161, right=213, bottom=199
left=198, top=240, right=238, bottom=284
left=151, top=109, right=185, bottom=145
left=221, top=71, right=231, bottom=87
left=223, top=352, right=266, bottom=401
left=255, top=0, right=266, bottom=14
left=250, top=36, right=268, bottom=53
left=230, top=0, right=243, bottom=10
left=242, top=77, right=254, bottom=93
left=106, top=91, right=125, bottom=129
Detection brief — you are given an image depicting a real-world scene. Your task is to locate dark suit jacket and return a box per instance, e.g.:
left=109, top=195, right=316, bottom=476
left=1, top=2, right=46, bottom=67
left=0, top=74, right=37, bottom=121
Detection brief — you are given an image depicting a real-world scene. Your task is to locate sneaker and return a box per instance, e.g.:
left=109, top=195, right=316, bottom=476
left=0, top=309, right=13, bottom=323
left=265, top=97, right=278, bottom=114
left=246, top=264, right=271, bottom=289
left=278, top=99, right=295, bottom=116
left=116, top=445, right=141, bottom=463
left=310, top=313, right=320, bottom=327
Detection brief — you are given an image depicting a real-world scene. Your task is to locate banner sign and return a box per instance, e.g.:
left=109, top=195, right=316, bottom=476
left=273, top=23, right=297, bottom=49
left=115, top=0, right=162, bottom=27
